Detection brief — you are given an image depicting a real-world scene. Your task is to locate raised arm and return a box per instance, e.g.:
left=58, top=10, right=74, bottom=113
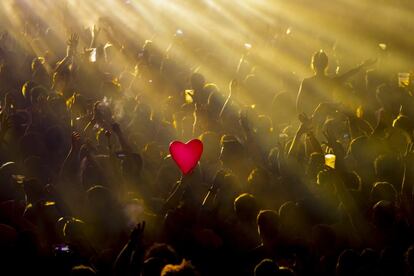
left=335, top=59, right=376, bottom=83
left=296, top=79, right=306, bottom=115
left=288, top=113, right=312, bottom=159
left=55, top=33, right=79, bottom=72
left=114, top=221, right=146, bottom=276
left=219, top=79, right=238, bottom=119
left=201, top=170, right=226, bottom=210
left=60, top=132, right=82, bottom=180
left=401, top=143, right=414, bottom=222
left=89, top=25, right=101, bottom=48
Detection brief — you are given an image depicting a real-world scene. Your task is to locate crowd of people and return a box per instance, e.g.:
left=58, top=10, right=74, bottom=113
left=1, top=1, right=414, bottom=275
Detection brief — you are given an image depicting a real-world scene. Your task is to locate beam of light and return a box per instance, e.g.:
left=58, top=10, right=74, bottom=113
left=0, top=0, right=413, bottom=136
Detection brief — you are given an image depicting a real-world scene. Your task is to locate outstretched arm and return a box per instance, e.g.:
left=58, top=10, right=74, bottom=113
left=335, top=59, right=376, bottom=83
left=114, top=221, right=146, bottom=276
left=296, top=80, right=306, bottom=115
left=60, top=132, right=82, bottom=179
left=162, top=176, right=187, bottom=213
left=89, top=25, right=101, bottom=48
left=219, top=79, right=238, bottom=118
left=288, top=113, right=312, bottom=159
left=201, top=170, right=226, bottom=210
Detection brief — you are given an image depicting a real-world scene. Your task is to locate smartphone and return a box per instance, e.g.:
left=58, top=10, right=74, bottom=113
left=90, top=48, right=97, bottom=63
left=325, top=154, right=336, bottom=169
left=378, top=43, right=387, bottom=51
left=398, top=72, right=410, bottom=87
left=185, top=89, right=194, bottom=103
left=115, top=151, right=128, bottom=159
left=176, top=29, right=184, bottom=36
left=54, top=244, right=71, bottom=254
left=44, top=201, right=56, bottom=206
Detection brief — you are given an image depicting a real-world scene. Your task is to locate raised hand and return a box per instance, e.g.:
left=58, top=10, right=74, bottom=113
left=129, top=221, right=145, bottom=248
left=92, top=25, right=101, bottom=38
left=66, top=33, right=79, bottom=57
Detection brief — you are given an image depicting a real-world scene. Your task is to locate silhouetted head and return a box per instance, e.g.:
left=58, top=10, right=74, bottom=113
left=161, top=259, right=199, bottom=276
left=220, top=137, right=246, bottom=168
left=71, top=265, right=96, bottom=276
left=145, top=243, right=179, bottom=265
left=393, top=114, right=413, bottom=134
left=405, top=245, right=414, bottom=275
left=254, top=259, right=279, bottom=276
left=190, top=73, right=205, bottom=91
left=370, top=182, right=397, bottom=204
left=343, top=171, right=361, bottom=191
left=234, top=193, right=259, bottom=222
left=311, top=50, right=328, bottom=74
left=257, top=210, right=279, bottom=245
left=86, top=185, right=115, bottom=212
left=372, top=200, right=395, bottom=229
left=203, top=83, right=219, bottom=102
left=143, top=257, right=167, bottom=276
left=277, top=267, right=295, bottom=275
left=360, top=248, right=379, bottom=269
left=336, top=249, right=360, bottom=276
left=63, top=217, right=87, bottom=245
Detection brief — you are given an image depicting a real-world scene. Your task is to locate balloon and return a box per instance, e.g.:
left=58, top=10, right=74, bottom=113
left=169, top=139, right=203, bottom=175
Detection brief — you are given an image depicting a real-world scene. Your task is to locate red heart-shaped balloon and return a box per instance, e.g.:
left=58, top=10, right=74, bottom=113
left=169, top=139, right=203, bottom=175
